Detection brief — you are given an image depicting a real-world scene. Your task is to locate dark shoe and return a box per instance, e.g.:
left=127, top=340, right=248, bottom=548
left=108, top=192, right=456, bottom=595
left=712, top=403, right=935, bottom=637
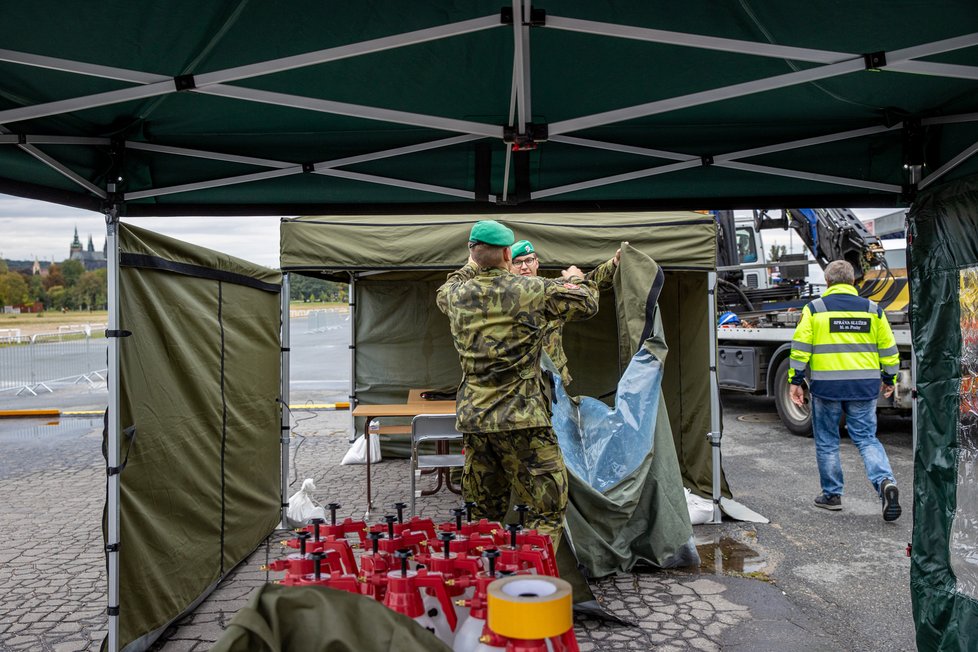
left=881, top=480, right=902, bottom=522
left=814, top=494, right=842, bottom=511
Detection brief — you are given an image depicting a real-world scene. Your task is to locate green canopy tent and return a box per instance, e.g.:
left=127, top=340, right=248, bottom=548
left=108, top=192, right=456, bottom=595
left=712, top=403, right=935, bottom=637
left=1, top=2, right=977, bottom=214
left=2, top=3, right=978, bottom=650
left=280, top=211, right=729, bottom=504
left=907, top=173, right=978, bottom=651
left=280, top=211, right=732, bottom=581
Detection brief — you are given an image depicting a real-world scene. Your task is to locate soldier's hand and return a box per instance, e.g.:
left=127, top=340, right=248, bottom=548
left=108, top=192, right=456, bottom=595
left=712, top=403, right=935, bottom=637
left=561, top=265, right=584, bottom=280
left=789, top=384, right=806, bottom=407
left=882, top=384, right=895, bottom=399
left=613, top=248, right=622, bottom=266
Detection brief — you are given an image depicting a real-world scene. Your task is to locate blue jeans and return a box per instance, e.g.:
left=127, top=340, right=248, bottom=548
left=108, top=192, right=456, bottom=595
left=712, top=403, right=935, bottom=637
left=811, top=396, right=894, bottom=497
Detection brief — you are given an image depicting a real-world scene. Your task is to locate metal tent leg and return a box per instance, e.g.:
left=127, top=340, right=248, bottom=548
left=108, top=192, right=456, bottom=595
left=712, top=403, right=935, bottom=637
left=707, top=272, right=723, bottom=524
left=280, top=274, right=291, bottom=529
left=105, top=209, right=121, bottom=652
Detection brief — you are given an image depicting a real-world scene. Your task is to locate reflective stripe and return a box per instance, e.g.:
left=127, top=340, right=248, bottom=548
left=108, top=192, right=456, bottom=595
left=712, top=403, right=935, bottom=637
left=789, top=359, right=807, bottom=370
left=791, top=341, right=813, bottom=353
left=868, top=299, right=879, bottom=315
left=879, top=345, right=899, bottom=357
left=813, top=343, right=878, bottom=354
left=809, top=369, right=882, bottom=381
left=883, top=365, right=900, bottom=375
left=810, top=298, right=826, bottom=313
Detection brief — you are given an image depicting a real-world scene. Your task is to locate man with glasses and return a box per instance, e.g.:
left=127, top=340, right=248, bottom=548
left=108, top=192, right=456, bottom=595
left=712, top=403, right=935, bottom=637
left=510, top=239, right=621, bottom=387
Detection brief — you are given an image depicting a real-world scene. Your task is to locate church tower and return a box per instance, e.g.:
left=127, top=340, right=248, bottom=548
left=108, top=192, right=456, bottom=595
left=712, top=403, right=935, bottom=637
left=70, top=226, right=82, bottom=257
left=87, top=234, right=94, bottom=252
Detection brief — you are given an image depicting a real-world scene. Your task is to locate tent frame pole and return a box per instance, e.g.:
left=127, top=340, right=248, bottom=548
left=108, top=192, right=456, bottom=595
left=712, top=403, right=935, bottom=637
left=707, top=271, right=723, bottom=524
left=911, top=343, right=917, bottom=456
left=279, top=274, right=291, bottom=528
left=349, top=274, right=357, bottom=443
left=104, top=203, right=121, bottom=652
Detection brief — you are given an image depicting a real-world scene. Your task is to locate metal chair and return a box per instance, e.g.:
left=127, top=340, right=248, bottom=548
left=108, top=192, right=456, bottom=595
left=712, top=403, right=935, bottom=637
left=410, top=414, right=464, bottom=516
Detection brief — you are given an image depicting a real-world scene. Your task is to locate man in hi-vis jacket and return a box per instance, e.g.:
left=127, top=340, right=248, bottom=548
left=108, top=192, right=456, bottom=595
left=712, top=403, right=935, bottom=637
left=788, top=259, right=902, bottom=521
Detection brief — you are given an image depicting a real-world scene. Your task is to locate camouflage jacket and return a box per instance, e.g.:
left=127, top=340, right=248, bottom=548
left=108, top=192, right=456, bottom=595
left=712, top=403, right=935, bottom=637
left=543, top=257, right=617, bottom=386
left=436, top=263, right=600, bottom=433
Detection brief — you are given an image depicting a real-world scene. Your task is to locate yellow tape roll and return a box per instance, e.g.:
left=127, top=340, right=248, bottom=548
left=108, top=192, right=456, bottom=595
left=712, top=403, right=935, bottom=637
left=486, top=576, right=573, bottom=640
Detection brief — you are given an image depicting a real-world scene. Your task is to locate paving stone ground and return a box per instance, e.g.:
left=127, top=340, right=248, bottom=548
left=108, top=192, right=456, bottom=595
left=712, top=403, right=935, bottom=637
left=0, top=406, right=842, bottom=651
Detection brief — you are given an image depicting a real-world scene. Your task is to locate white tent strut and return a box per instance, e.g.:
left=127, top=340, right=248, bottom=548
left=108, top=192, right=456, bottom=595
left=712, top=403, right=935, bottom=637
left=105, top=213, right=121, bottom=652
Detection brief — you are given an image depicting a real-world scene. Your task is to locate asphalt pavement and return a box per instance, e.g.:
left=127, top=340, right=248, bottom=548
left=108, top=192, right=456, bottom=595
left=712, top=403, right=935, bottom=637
left=0, top=389, right=915, bottom=651
left=0, top=313, right=917, bottom=650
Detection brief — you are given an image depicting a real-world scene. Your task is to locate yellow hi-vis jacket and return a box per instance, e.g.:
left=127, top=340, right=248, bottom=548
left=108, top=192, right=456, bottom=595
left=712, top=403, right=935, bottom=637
left=788, top=283, right=900, bottom=401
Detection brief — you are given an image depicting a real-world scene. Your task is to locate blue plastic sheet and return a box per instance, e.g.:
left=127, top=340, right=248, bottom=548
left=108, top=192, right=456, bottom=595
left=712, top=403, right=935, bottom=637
left=551, top=349, right=663, bottom=493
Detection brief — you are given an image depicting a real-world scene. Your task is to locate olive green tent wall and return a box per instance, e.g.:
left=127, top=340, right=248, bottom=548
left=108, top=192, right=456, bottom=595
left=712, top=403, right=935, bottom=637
left=908, top=174, right=978, bottom=651
left=280, top=211, right=728, bottom=497
left=107, top=224, right=282, bottom=652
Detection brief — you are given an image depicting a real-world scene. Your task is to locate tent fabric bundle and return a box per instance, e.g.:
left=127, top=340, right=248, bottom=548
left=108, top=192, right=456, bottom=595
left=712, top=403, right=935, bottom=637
left=211, top=584, right=451, bottom=652
left=105, top=224, right=282, bottom=652
left=555, top=245, right=698, bottom=576
left=280, top=211, right=727, bottom=498
left=907, top=174, right=978, bottom=651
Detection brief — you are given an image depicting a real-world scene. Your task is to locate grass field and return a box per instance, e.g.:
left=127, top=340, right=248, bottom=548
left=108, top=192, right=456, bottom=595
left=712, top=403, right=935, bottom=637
left=289, top=301, right=346, bottom=310
left=1, top=304, right=346, bottom=337
left=0, top=310, right=108, bottom=337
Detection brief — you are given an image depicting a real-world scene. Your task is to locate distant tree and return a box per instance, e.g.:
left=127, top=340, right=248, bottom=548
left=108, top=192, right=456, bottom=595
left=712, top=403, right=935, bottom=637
left=768, top=244, right=787, bottom=262
left=0, top=259, right=7, bottom=273
left=43, top=263, right=65, bottom=291
left=47, top=286, right=66, bottom=309
left=0, top=271, right=30, bottom=306
left=289, top=274, right=348, bottom=303
left=61, top=259, right=84, bottom=287
left=27, top=275, right=48, bottom=307
left=74, top=270, right=107, bottom=310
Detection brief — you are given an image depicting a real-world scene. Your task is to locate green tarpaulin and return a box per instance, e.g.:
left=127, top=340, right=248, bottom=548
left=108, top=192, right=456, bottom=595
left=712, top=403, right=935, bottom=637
left=908, top=174, right=978, bottom=651
left=104, top=224, right=282, bottom=651
left=558, top=245, right=698, bottom=576
left=212, top=584, right=451, bottom=652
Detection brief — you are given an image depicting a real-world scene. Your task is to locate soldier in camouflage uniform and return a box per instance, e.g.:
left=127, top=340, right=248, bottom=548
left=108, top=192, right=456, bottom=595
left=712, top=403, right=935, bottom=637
left=510, top=239, right=620, bottom=387
left=436, top=221, right=600, bottom=546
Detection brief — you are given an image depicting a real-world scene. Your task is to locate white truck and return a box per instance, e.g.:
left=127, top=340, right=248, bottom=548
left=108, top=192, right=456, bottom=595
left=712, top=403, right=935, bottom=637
left=714, top=209, right=912, bottom=435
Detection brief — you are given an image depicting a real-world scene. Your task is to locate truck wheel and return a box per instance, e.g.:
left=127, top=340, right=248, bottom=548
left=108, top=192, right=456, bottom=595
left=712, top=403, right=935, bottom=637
left=774, top=358, right=812, bottom=436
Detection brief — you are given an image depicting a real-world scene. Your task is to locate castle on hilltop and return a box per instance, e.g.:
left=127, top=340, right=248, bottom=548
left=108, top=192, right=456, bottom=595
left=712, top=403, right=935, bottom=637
left=69, top=226, right=107, bottom=271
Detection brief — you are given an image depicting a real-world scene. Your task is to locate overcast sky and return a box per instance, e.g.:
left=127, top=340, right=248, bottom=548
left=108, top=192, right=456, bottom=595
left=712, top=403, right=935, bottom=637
left=0, top=193, right=901, bottom=270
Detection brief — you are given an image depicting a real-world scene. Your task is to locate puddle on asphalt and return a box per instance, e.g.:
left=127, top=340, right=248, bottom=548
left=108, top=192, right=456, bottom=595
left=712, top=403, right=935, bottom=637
left=0, top=417, right=103, bottom=442
left=686, top=534, right=769, bottom=577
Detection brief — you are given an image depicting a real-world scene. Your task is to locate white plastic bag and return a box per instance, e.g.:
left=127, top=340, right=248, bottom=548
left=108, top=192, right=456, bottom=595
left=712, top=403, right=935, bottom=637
left=287, top=478, right=327, bottom=526
left=340, top=433, right=382, bottom=465
left=685, top=487, right=714, bottom=525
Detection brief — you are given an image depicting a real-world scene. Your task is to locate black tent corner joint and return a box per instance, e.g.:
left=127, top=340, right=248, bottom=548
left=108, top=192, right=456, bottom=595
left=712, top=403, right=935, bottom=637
left=503, top=122, right=549, bottom=152
left=863, top=50, right=887, bottom=72
left=499, top=6, right=546, bottom=26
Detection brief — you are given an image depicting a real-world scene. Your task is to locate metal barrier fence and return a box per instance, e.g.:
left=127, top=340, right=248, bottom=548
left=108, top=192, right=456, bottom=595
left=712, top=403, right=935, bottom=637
left=304, top=309, right=349, bottom=334
left=0, top=326, right=108, bottom=395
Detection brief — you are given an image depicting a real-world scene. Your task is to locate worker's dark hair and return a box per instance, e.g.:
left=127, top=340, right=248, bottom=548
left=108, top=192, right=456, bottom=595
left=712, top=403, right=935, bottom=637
left=824, top=260, right=855, bottom=286
left=470, top=243, right=507, bottom=268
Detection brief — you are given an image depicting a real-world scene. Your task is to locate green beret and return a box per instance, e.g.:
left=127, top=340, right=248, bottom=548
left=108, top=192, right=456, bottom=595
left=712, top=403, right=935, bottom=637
left=511, top=240, right=535, bottom=259
left=468, top=220, right=514, bottom=247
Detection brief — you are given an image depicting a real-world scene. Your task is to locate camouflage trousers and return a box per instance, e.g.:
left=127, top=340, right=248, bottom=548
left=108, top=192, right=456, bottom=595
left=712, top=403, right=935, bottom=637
left=462, top=427, right=568, bottom=548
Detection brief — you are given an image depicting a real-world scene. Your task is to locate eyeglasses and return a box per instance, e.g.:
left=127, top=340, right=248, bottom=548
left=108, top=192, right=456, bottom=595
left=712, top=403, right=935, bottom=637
left=514, top=256, right=538, bottom=267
